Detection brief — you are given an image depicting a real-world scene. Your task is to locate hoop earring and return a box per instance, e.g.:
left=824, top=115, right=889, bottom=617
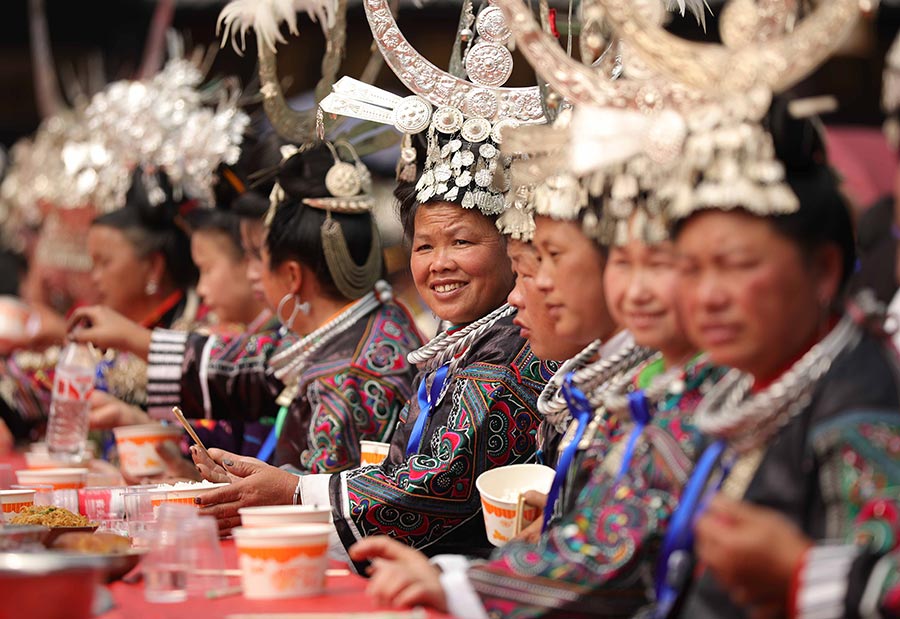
left=276, top=293, right=310, bottom=331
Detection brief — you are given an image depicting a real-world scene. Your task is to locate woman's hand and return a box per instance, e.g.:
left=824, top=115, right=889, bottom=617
left=349, top=536, right=448, bottom=612
left=512, top=490, right=547, bottom=544
left=88, top=391, right=151, bottom=429
left=695, top=496, right=813, bottom=619
left=191, top=448, right=299, bottom=533
left=68, top=306, right=152, bottom=358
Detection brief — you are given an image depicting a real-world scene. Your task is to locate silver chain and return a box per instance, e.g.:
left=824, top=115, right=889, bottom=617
left=694, top=316, right=861, bottom=454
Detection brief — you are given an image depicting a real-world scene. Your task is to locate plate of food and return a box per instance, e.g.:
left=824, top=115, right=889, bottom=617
left=50, top=531, right=144, bottom=582
left=7, top=505, right=98, bottom=546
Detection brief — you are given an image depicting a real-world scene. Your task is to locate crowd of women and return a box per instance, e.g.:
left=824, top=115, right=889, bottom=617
left=0, top=0, right=898, bottom=617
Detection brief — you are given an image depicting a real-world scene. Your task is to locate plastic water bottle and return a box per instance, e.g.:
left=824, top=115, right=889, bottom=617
left=46, top=342, right=96, bottom=459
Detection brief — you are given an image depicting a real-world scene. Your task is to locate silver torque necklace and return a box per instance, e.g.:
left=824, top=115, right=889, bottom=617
left=694, top=316, right=861, bottom=454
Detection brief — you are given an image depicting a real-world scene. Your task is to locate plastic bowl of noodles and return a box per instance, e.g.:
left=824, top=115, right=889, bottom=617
left=7, top=505, right=98, bottom=546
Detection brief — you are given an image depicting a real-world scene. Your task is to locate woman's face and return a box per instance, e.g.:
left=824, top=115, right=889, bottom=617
left=675, top=210, right=838, bottom=381
left=604, top=234, right=691, bottom=362
left=87, top=225, right=154, bottom=321
left=533, top=216, right=615, bottom=343
left=240, top=218, right=268, bottom=305
left=507, top=240, right=584, bottom=361
left=409, top=202, right=514, bottom=324
left=192, top=230, right=259, bottom=325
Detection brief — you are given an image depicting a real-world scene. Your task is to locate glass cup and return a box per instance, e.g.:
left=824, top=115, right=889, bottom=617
left=12, top=484, right=54, bottom=506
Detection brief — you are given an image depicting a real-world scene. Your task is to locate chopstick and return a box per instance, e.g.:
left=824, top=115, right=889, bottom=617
left=513, top=492, right=526, bottom=536
left=172, top=406, right=213, bottom=462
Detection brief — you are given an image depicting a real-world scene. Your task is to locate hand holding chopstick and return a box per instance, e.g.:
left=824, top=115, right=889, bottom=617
left=172, top=406, right=213, bottom=462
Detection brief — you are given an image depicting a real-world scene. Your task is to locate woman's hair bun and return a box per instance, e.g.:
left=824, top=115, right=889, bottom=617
left=276, top=143, right=333, bottom=203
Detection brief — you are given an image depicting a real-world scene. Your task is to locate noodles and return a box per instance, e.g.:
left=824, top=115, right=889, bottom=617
left=9, top=505, right=92, bottom=527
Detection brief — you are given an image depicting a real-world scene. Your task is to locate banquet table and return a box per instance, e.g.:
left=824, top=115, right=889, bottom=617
left=1, top=450, right=453, bottom=619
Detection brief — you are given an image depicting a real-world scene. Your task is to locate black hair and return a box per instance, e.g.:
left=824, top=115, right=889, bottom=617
left=92, top=167, right=198, bottom=289
left=184, top=208, right=244, bottom=261
left=265, top=143, right=381, bottom=300
left=672, top=98, right=856, bottom=295
left=216, top=115, right=285, bottom=220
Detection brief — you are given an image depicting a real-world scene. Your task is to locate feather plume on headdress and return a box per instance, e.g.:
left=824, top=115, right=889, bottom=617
left=217, top=0, right=336, bottom=55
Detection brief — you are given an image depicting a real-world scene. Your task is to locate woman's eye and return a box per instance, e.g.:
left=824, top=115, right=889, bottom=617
left=453, top=239, right=471, bottom=246
left=413, top=244, right=432, bottom=252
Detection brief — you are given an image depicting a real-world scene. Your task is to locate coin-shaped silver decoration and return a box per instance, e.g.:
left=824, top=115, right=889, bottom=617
left=475, top=6, right=511, bottom=43
left=461, top=118, right=491, bottom=143
left=465, top=42, right=513, bottom=88
left=490, top=118, right=519, bottom=144
left=392, top=96, right=432, bottom=133
left=325, top=162, right=362, bottom=197
left=433, top=106, right=464, bottom=134
left=465, top=89, right=499, bottom=119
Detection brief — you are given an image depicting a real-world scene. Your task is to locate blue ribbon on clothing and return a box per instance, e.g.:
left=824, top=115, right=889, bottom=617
left=405, top=364, right=450, bottom=457
left=541, top=373, right=592, bottom=533
left=256, top=405, right=289, bottom=464
left=614, top=391, right=653, bottom=485
left=652, top=438, right=731, bottom=619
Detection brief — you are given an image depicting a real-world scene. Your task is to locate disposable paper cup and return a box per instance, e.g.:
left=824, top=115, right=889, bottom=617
left=16, top=468, right=89, bottom=491
left=233, top=524, right=332, bottom=599
left=113, top=424, right=183, bottom=478
left=475, top=464, right=555, bottom=547
left=0, top=489, right=35, bottom=522
left=238, top=505, right=331, bottom=528
left=148, top=483, right=230, bottom=515
left=359, top=440, right=391, bottom=466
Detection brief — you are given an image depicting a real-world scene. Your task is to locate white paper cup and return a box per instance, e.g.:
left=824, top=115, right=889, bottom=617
left=475, top=464, right=555, bottom=547
left=359, top=440, right=391, bottom=466
left=148, top=482, right=230, bottom=515
left=16, top=468, right=89, bottom=491
left=0, top=489, right=35, bottom=522
left=113, top=424, right=183, bottom=478
left=23, top=451, right=91, bottom=470
left=233, top=524, right=332, bottom=599
left=238, top=505, right=331, bottom=528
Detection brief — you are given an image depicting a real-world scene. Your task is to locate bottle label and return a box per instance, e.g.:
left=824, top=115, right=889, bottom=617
left=54, top=373, right=95, bottom=401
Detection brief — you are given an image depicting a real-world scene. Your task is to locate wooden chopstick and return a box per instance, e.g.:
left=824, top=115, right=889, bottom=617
left=172, top=405, right=213, bottom=462
left=513, top=492, right=527, bottom=536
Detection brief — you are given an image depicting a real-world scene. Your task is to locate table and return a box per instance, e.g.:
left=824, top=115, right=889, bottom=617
left=1, top=450, right=453, bottom=619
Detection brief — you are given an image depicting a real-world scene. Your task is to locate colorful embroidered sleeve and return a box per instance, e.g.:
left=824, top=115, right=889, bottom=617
left=329, top=344, right=550, bottom=559
left=791, top=410, right=900, bottom=619
left=146, top=327, right=283, bottom=422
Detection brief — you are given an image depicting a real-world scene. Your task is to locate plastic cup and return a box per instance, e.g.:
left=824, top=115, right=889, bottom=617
left=359, top=440, right=391, bottom=466
left=238, top=505, right=331, bottom=528
left=122, top=485, right=160, bottom=547
left=0, top=464, right=14, bottom=489
left=233, top=524, right=332, bottom=599
left=80, top=486, right=126, bottom=532
left=0, top=489, right=35, bottom=522
left=475, top=464, right=555, bottom=547
left=113, top=424, right=183, bottom=478
left=15, top=467, right=89, bottom=490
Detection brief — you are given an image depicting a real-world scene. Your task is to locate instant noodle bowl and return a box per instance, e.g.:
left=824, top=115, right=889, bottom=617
left=16, top=468, right=89, bottom=491
left=112, top=424, right=183, bottom=478
left=0, top=489, right=35, bottom=522
left=238, top=505, right=331, bottom=528
left=147, top=481, right=230, bottom=515
left=475, top=464, right=555, bottom=547
left=232, top=524, right=332, bottom=599
left=359, top=440, right=391, bottom=465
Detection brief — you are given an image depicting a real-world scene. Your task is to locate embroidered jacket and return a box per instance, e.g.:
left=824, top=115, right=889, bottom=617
left=327, top=315, right=557, bottom=564
left=454, top=357, right=723, bottom=619
left=682, top=332, right=900, bottom=619
left=146, top=301, right=422, bottom=472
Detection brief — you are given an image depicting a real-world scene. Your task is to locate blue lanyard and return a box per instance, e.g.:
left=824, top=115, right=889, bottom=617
left=405, top=364, right=449, bottom=457
left=542, top=373, right=592, bottom=532
left=652, top=438, right=731, bottom=619
left=614, top=391, right=652, bottom=485
left=256, top=405, right=289, bottom=463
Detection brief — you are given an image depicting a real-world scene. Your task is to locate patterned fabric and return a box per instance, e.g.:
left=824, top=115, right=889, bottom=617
left=330, top=315, right=557, bottom=563
left=147, top=301, right=422, bottom=472
left=468, top=358, right=724, bottom=619
left=683, top=332, right=900, bottom=619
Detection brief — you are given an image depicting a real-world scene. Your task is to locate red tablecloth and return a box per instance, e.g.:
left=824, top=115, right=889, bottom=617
left=0, top=451, right=453, bottom=619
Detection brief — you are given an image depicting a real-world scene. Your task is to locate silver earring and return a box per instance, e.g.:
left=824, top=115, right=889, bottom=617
left=276, top=293, right=310, bottom=331
left=145, top=280, right=158, bottom=296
